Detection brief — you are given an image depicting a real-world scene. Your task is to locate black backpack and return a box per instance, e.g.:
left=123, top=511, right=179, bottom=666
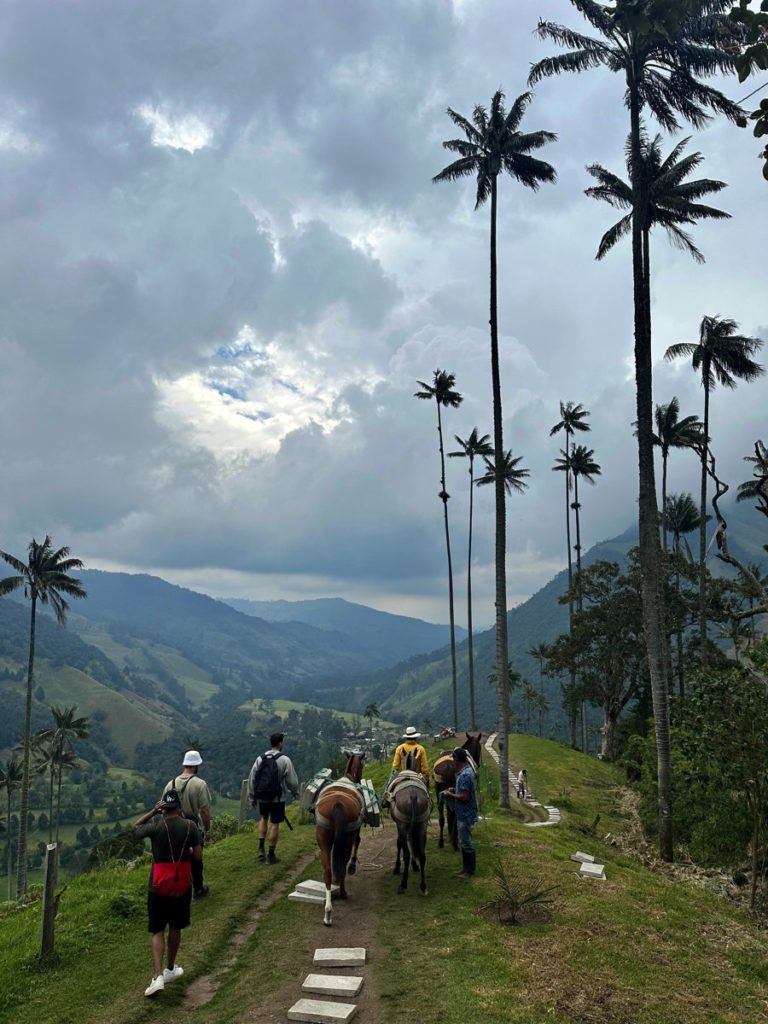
left=251, top=752, right=283, bottom=804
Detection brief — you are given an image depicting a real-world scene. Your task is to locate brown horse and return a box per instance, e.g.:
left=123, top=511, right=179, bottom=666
left=314, top=751, right=365, bottom=927
left=389, top=773, right=431, bottom=896
left=432, top=732, right=483, bottom=849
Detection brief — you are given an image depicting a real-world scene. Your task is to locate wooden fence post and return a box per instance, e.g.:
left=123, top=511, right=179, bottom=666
left=297, top=782, right=308, bottom=825
left=239, top=779, right=249, bottom=825
left=40, top=843, right=59, bottom=960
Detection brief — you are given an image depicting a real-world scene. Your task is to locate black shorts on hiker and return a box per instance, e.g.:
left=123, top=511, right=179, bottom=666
left=147, top=889, right=192, bottom=933
left=258, top=800, right=285, bottom=823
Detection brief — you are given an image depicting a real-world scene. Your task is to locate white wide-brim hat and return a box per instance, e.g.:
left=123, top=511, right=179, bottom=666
left=402, top=727, right=421, bottom=739
left=183, top=750, right=203, bottom=766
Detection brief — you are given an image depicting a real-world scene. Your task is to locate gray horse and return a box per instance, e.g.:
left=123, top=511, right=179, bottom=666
left=388, top=772, right=431, bottom=895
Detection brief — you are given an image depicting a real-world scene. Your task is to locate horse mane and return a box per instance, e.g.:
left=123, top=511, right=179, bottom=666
left=344, top=751, right=365, bottom=784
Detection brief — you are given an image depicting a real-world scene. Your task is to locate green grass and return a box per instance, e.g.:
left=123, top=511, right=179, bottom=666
left=1, top=740, right=767, bottom=1024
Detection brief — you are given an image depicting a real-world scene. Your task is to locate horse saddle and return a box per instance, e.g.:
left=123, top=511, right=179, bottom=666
left=387, top=772, right=433, bottom=823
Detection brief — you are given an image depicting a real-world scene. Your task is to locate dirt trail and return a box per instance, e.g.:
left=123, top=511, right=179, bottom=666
left=242, top=823, right=398, bottom=1024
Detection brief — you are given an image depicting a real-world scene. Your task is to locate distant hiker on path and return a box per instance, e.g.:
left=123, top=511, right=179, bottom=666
left=133, top=790, right=202, bottom=997
left=443, top=747, right=478, bottom=878
left=248, top=731, right=299, bottom=864
left=391, top=726, right=430, bottom=786
left=517, top=768, right=527, bottom=800
left=163, top=749, right=212, bottom=899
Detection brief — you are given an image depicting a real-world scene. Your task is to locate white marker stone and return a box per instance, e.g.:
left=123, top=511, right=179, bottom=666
left=579, top=862, right=606, bottom=880
left=571, top=852, right=596, bottom=864
left=302, top=974, right=363, bottom=997
left=313, top=947, right=366, bottom=968
left=287, top=998, right=358, bottom=1023
left=288, top=891, right=326, bottom=905
left=297, top=879, right=339, bottom=896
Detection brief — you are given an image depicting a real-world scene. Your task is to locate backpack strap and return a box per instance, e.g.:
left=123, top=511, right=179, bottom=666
left=162, top=817, right=191, bottom=863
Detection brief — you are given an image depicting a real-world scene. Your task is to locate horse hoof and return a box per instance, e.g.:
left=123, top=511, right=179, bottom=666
left=421, top=889, right=428, bottom=896
left=438, top=839, right=444, bottom=849
left=323, top=920, right=332, bottom=927
left=348, top=864, right=356, bottom=875
left=392, top=868, right=400, bottom=876
left=398, top=887, right=406, bottom=894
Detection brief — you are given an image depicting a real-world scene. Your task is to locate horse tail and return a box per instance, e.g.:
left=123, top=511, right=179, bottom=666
left=332, top=800, right=348, bottom=882
left=407, top=791, right=419, bottom=848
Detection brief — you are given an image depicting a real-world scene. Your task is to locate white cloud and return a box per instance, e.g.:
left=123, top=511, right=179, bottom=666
left=136, top=102, right=217, bottom=152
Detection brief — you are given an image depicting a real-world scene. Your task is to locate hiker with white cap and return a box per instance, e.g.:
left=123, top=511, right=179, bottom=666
left=163, top=750, right=212, bottom=899
left=391, top=726, right=430, bottom=787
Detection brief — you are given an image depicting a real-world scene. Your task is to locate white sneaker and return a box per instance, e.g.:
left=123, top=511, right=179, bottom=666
left=163, top=965, right=184, bottom=983
left=144, top=975, right=165, bottom=997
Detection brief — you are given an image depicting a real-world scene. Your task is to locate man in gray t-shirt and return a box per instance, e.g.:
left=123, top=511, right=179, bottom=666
left=163, top=750, right=212, bottom=898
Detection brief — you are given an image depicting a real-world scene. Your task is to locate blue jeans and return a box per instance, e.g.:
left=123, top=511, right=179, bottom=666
left=457, top=821, right=475, bottom=854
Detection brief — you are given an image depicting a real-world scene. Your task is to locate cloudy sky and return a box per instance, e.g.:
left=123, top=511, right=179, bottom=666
left=1, top=0, right=765, bottom=627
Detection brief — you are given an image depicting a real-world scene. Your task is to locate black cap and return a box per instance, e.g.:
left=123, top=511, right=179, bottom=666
left=452, top=747, right=468, bottom=762
left=162, top=790, right=181, bottom=809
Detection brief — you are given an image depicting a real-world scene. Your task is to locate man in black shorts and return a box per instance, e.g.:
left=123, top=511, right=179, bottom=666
left=247, top=732, right=299, bottom=864
left=133, top=790, right=202, bottom=997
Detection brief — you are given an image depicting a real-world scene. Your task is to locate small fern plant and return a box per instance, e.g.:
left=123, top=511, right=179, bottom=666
left=482, top=858, right=557, bottom=924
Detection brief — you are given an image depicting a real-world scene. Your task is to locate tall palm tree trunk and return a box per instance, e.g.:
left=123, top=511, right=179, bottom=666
left=489, top=177, right=511, bottom=808
left=630, top=87, right=673, bottom=861
left=16, top=594, right=36, bottom=898
left=6, top=790, right=13, bottom=901
left=699, top=379, right=710, bottom=668
left=467, top=460, right=477, bottom=730
left=437, top=402, right=459, bottom=733
left=55, top=762, right=64, bottom=846
left=573, top=474, right=588, bottom=753
left=48, top=766, right=55, bottom=845
left=564, top=449, right=577, bottom=748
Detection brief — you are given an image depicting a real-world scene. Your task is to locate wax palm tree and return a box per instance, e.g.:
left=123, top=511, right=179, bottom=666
left=527, top=641, right=551, bottom=737
left=36, top=705, right=90, bottom=844
left=585, top=129, right=730, bottom=276
left=530, top=0, right=742, bottom=861
left=737, top=440, right=768, bottom=519
left=665, top=316, right=764, bottom=667
left=476, top=447, right=531, bottom=764
left=415, top=370, right=463, bottom=732
left=363, top=703, right=380, bottom=745
left=561, top=444, right=601, bottom=750
left=665, top=491, right=702, bottom=697
left=31, top=736, right=58, bottom=845
left=0, top=754, right=23, bottom=900
left=652, top=398, right=704, bottom=550
left=434, top=89, right=555, bottom=807
left=449, top=428, right=494, bottom=731
left=0, top=537, right=86, bottom=897
left=550, top=402, right=591, bottom=748
left=476, top=450, right=531, bottom=496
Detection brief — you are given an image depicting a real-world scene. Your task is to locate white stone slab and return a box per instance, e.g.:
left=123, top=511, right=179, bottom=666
left=313, top=947, right=366, bottom=968
left=579, top=862, right=606, bottom=880
left=297, top=879, right=339, bottom=896
left=288, top=891, right=326, bottom=905
left=287, top=997, right=358, bottom=1023
left=571, top=852, right=596, bottom=864
left=302, top=974, right=363, bottom=998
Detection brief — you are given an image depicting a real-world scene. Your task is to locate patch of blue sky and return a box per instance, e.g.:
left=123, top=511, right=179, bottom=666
left=216, top=341, right=265, bottom=360
left=210, top=383, right=247, bottom=401
left=237, top=410, right=272, bottom=422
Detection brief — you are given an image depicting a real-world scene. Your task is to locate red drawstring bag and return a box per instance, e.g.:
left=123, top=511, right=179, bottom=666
left=152, top=818, right=192, bottom=897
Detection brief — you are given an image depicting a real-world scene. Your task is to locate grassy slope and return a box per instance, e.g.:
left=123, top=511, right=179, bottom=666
left=1, top=739, right=766, bottom=1024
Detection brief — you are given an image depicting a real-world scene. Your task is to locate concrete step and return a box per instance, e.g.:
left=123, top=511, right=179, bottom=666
left=297, top=879, right=339, bottom=897
left=313, top=947, right=366, bottom=968
left=302, top=973, right=363, bottom=998
left=579, top=861, right=606, bottom=880
left=287, top=997, right=358, bottom=1022
left=288, top=891, right=325, bottom=905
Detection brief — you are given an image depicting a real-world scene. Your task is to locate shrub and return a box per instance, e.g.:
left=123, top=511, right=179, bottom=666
left=481, top=858, right=557, bottom=924
left=209, top=813, right=240, bottom=843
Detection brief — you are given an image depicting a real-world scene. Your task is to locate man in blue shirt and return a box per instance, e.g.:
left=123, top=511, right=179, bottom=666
left=444, top=747, right=478, bottom=878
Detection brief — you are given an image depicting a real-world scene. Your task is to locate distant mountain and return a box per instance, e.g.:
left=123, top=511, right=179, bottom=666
left=223, top=596, right=466, bottom=668
left=357, top=497, right=768, bottom=732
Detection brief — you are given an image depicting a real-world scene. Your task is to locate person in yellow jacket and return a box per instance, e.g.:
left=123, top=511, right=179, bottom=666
left=391, top=727, right=429, bottom=787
